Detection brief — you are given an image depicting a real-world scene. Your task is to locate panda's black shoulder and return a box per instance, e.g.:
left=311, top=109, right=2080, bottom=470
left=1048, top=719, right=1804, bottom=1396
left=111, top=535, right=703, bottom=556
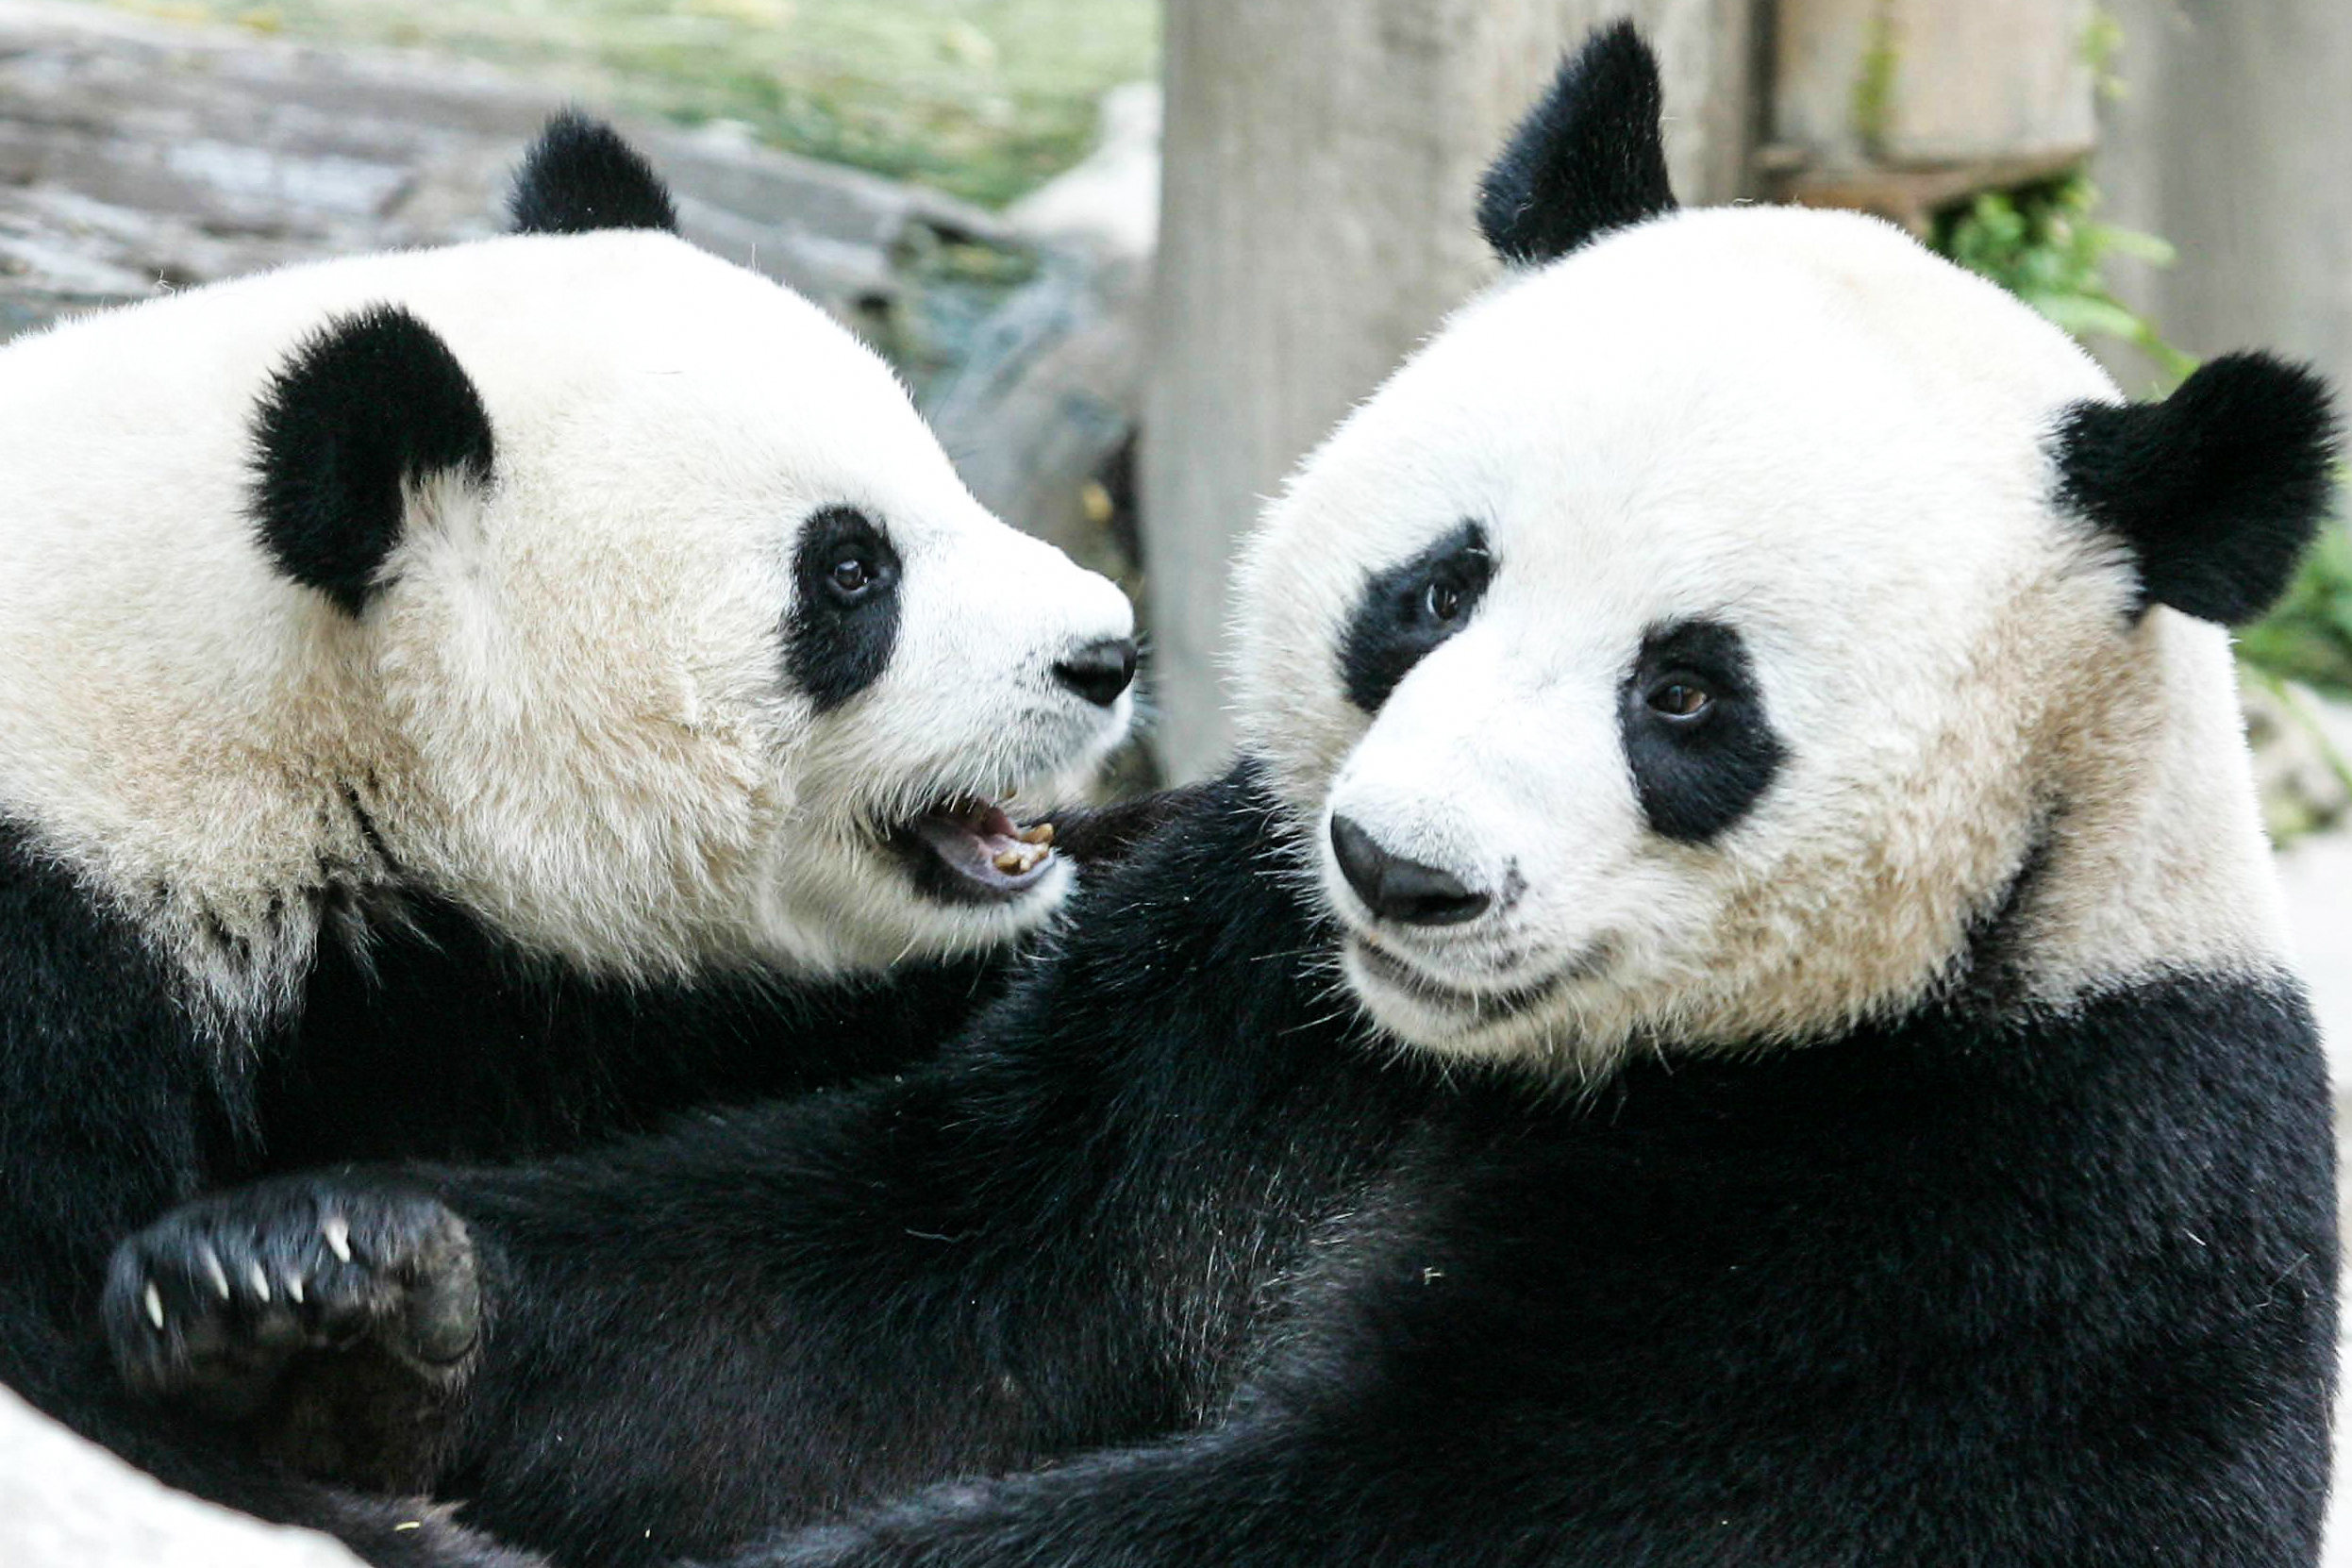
left=1265, top=968, right=2334, bottom=1558
left=0, top=819, right=248, bottom=1271
left=1026, top=763, right=1328, bottom=1010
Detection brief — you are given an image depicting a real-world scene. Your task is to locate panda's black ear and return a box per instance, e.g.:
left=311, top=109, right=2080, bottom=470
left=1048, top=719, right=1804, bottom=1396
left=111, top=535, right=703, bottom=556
left=250, top=305, right=495, bottom=616
left=509, top=110, right=678, bottom=235
left=2053, top=353, right=2340, bottom=626
left=1476, top=19, right=1677, bottom=268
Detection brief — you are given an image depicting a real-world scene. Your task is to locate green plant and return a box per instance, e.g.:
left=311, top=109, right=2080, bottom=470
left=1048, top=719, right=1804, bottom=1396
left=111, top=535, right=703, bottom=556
left=1931, top=173, right=2195, bottom=380
left=97, top=0, right=1159, bottom=208
left=1849, top=0, right=1901, bottom=158
left=1924, top=24, right=2350, bottom=708
left=2238, top=505, right=2352, bottom=700
left=2078, top=5, right=2127, bottom=102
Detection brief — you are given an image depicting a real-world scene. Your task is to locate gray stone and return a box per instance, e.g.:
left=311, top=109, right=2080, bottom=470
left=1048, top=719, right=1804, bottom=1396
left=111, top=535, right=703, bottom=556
left=2094, top=0, right=2352, bottom=401
left=926, top=83, right=1160, bottom=579
left=2246, top=678, right=2352, bottom=843
left=0, top=0, right=1030, bottom=395
left=0, top=1384, right=363, bottom=1568
left=2280, top=830, right=2352, bottom=1070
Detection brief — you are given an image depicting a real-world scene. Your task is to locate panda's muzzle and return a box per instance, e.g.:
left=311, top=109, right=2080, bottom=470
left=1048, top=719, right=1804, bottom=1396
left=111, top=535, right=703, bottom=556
left=889, top=795, right=1059, bottom=903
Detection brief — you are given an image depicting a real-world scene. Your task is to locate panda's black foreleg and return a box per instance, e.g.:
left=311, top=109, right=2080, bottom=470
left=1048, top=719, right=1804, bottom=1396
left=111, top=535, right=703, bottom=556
left=691, top=1413, right=1489, bottom=1568
left=104, top=1172, right=480, bottom=1493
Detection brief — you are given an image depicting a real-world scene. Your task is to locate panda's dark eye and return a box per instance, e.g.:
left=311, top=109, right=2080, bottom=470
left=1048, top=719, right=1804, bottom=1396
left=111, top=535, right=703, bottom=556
left=1646, top=678, right=1711, bottom=721
left=1338, top=522, right=1493, bottom=713
left=827, top=554, right=875, bottom=599
left=788, top=507, right=903, bottom=713
left=1620, top=620, right=1785, bottom=845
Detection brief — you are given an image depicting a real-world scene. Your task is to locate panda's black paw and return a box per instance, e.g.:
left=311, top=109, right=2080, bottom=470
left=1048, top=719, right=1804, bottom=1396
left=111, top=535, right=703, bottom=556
left=105, top=1175, right=479, bottom=1422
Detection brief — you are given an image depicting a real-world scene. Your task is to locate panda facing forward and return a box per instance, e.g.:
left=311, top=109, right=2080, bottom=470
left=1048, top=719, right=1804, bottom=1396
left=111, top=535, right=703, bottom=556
left=118, top=28, right=2339, bottom=1568
left=2, top=117, right=1137, bottom=1560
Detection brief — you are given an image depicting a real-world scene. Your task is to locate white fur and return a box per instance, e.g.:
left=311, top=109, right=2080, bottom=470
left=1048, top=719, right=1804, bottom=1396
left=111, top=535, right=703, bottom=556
left=1232, top=207, right=2288, bottom=1076
left=0, top=229, right=1132, bottom=1022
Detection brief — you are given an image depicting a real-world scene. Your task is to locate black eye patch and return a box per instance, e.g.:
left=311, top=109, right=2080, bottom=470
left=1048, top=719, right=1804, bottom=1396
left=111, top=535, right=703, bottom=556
left=1338, top=522, right=1494, bottom=712
left=1618, top=619, right=1783, bottom=843
left=787, top=506, right=902, bottom=712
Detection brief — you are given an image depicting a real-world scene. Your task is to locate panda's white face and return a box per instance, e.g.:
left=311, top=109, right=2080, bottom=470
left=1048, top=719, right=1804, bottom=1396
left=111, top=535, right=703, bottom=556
left=1236, top=207, right=2287, bottom=1074
left=365, top=232, right=1135, bottom=975
left=0, top=224, right=1133, bottom=1006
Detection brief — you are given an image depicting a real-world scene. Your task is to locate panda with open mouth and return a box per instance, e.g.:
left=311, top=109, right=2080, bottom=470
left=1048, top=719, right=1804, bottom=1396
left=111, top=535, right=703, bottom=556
left=0, top=114, right=1136, bottom=1562
left=108, top=25, right=2340, bottom=1568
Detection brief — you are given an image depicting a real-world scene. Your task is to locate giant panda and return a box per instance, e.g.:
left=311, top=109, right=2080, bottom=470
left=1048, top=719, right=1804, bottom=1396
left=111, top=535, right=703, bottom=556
left=107, top=27, right=2341, bottom=1568
left=1, top=115, right=1137, bottom=1562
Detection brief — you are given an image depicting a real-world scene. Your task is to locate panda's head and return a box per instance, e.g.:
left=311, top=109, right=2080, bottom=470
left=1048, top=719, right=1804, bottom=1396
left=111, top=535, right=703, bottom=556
left=1235, top=25, right=2338, bottom=1074
left=234, top=118, right=1134, bottom=978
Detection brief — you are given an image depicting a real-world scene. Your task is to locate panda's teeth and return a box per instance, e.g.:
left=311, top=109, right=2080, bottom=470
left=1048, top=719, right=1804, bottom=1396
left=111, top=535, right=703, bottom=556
left=1017, top=823, right=1055, bottom=846
left=993, top=849, right=1026, bottom=875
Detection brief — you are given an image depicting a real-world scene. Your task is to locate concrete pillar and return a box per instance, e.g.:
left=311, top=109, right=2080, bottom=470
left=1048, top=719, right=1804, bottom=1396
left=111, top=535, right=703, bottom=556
left=1141, top=0, right=1757, bottom=780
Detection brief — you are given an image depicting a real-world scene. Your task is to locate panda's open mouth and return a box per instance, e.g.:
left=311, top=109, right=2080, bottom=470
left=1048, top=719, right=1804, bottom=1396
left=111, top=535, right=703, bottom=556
left=889, top=795, right=1059, bottom=904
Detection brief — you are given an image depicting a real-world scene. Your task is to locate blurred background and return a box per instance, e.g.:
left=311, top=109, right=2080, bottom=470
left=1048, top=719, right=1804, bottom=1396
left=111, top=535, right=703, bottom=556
left=0, top=0, right=2347, bottom=1556
left=0, top=2, right=2341, bottom=997
left=7, top=0, right=2338, bottom=1025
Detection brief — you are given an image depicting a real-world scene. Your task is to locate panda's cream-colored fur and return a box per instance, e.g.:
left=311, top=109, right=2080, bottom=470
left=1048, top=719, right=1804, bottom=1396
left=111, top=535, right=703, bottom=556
left=1234, top=206, right=2286, bottom=1073
left=0, top=229, right=1132, bottom=1022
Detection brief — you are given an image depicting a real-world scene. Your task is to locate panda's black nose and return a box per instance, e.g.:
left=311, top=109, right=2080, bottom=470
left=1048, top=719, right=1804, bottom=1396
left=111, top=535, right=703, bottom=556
left=1053, top=637, right=1138, bottom=707
left=1328, top=815, right=1491, bottom=926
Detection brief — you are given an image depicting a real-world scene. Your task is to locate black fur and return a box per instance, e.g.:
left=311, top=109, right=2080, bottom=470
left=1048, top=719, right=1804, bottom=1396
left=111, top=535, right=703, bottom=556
left=125, top=767, right=2338, bottom=1567
left=250, top=306, right=495, bottom=616
left=786, top=507, right=903, bottom=712
left=1476, top=20, right=1677, bottom=267
left=1337, top=521, right=1492, bottom=712
left=5, top=791, right=1173, bottom=1560
left=2052, top=352, right=2340, bottom=626
left=1618, top=617, right=1784, bottom=842
left=0, top=819, right=545, bottom=1567
left=109, top=1179, right=483, bottom=1491
left=509, top=111, right=679, bottom=236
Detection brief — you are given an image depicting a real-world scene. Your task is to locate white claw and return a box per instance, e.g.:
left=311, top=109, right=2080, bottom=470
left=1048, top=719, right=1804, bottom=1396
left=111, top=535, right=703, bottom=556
left=249, top=1261, right=271, bottom=1302
left=324, top=1215, right=351, bottom=1263
left=286, top=1274, right=305, bottom=1305
left=143, top=1282, right=164, bottom=1330
left=199, top=1245, right=230, bottom=1301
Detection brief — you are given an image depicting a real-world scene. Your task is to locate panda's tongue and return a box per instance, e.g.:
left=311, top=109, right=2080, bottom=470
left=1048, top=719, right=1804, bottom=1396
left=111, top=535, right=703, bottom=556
left=909, top=798, right=1056, bottom=893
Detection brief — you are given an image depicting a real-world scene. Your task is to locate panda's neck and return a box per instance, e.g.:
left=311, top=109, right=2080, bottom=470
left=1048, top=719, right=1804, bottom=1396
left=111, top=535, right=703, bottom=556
left=258, top=893, right=1012, bottom=1168
left=2004, top=611, right=2293, bottom=1009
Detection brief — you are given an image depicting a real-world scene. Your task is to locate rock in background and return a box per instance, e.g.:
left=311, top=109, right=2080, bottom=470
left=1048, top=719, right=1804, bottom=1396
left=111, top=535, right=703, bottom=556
left=2252, top=679, right=2352, bottom=1076
left=0, top=0, right=1152, bottom=710
left=0, top=1382, right=362, bottom=1568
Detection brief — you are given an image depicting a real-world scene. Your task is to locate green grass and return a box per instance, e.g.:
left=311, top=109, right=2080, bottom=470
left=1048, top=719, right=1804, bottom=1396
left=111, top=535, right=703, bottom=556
left=98, top=0, right=1159, bottom=207
left=2240, top=513, right=2352, bottom=699
left=1931, top=172, right=2194, bottom=380
left=1934, top=175, right=2352, bottom=699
